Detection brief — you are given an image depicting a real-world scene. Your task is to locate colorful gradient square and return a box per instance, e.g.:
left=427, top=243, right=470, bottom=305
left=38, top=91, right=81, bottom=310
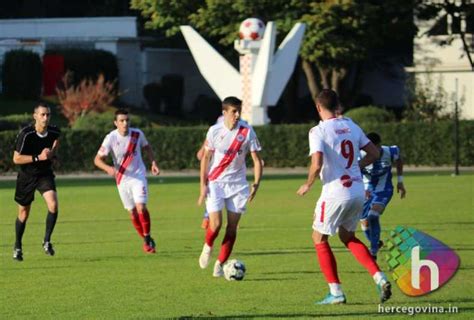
left=385, top=226, right=460, bottom=296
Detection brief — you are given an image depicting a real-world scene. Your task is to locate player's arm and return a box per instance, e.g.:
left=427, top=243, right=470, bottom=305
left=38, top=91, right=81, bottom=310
left=143, top=144, right=160, bottom=176
left=359, top=142, right=380, bottom=168
left=196, top=140, right=206, bottom=161
left=197, top=147, right=212, bottom=206
left=94, top=153, right=115, bottom=177
left=297, top=151, right=323, bottom=196
left=395, top=155, right=406, bottom=199
left=13, top=148, right=52, bottom=164
left=248, top=151, right=263, bottom=202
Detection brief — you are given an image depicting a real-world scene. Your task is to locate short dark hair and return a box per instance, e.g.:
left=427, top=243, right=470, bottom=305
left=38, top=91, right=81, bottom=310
left=316, top=89, right=339, bottom=112
left=114, top=108, right=129, bottom=120
left=222, top=96, right=242, bottom=110
left=366, top=132, right=381, bottom=145
left=34, top=102, right=49, bottom=112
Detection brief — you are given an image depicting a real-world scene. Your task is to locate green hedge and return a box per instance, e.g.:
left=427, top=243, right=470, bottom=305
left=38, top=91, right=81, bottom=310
left=1, top=50, right=42, bottom=99
left=0, top=121, right=473, bottom=172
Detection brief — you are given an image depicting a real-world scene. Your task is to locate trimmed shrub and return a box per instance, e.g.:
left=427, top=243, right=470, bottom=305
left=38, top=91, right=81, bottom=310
left=1, top=50, right=42, bottom=99
left=344, top=106, right=396, bottom=125
left=0, top=114, right=32, bottom=131
left=0, top=121, right=472, bottom=172
left=72, top=111, right=152, bottom=130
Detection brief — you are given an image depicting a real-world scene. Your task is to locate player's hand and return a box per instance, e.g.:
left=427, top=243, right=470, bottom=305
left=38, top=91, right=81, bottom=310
left=248, top=183, right=259, bottom=202
left=151, top=161, right=160, bottom=176
left=105, top=166, right=115, bottom=177
left=197, top=184, right=208, bottom=206
left=397, top=182, right=406, bottom=199
left=297, top=183, right=310, bottom=196
left=365, top=190, right=371, bottom=199
left=38, top=148, right=51, bottom=161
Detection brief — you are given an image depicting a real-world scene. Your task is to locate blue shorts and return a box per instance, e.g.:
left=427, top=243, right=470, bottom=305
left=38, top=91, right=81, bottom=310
left=360, top=190, right=393, bottom=220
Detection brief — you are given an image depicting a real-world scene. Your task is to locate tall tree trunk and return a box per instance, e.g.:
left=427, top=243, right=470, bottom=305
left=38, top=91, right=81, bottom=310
left=318, top=66, right=331, bottom=91
left=302, top=59, right=320, bottom=104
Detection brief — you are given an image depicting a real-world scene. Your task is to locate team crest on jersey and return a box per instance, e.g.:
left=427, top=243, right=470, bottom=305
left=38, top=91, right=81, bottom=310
left=340, top=175, right=353, bottom=187
left=237, top=134, right=245, bottom=142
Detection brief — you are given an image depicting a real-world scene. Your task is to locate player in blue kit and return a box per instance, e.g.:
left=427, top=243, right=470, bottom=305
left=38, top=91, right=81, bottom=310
left=359, top=132, right=406, bottom=260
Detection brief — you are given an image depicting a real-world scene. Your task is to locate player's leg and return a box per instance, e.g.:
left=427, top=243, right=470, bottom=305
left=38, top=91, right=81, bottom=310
left=201, top=211, right=209, bottom=229
left=136, top=203, right=155, bottom=253
left=338, top=199, right=392, bottom=303
left=129, top=179, right=156, bottom=253
left=311, top=198, right=345, bottom=304
left=14, top=205, right=31, bottom=261
left=214, top=211, right=241, bottom=277
left=200, top=210, right=222, bottom=269
left=38, top=175, right=58, bottom=256
left=13, top=173, right=36, bottom=261
left=367, top=204, right=384, bottom=258
left=117, top=180, right=147, bottom=252
left=41, top=190, right=58, bottom=256
left=199, top=182, right=225, bottom=269
left=128, top=207, right=144, bottom=238
left=366, top=192, right=392, bottom=259
left=360, top=197, right=373, bottom=242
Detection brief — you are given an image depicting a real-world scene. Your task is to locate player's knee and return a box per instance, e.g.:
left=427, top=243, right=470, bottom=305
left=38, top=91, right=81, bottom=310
left=368, top=210, right=380, bottom=220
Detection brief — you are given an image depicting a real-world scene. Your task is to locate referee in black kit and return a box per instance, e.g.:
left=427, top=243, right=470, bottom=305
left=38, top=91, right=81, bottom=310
left=12, top=102, right=61, bottom=261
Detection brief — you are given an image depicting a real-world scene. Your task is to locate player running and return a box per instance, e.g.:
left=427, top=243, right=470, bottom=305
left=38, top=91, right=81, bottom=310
left=297, top=89, right=392, bottom=304
left=94, top=109, right=160, bottom=253
left=359, top=132, right=406, bottom=259
left=197, top=96, right=263, bottom=277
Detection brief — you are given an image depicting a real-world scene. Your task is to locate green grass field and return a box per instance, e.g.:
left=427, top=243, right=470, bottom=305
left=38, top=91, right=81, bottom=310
left=0, top=172, right=473, bottom=319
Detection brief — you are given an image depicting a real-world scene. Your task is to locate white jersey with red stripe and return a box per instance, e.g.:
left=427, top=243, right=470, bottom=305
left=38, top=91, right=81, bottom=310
left=97, top=128, right=149, bottom=183
left=309, top=117, right=370, bottom=201
left=205, top=120, right=261, bottom=184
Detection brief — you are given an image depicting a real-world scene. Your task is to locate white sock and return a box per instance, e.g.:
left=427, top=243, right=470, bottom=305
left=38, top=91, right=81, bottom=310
left=373, top=271, right=386, bottom=285
left=329, top=283, right=343, bottom=296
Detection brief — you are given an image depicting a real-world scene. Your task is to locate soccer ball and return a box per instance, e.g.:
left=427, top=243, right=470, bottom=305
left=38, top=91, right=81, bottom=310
left=239, top=18, right=265, bottom=41
left=223, top=259, right=246, bottom=281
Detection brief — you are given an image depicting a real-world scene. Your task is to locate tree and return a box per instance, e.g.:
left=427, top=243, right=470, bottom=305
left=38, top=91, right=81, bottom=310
left=416, top=0, right=474, bottom=70
left=131, top=0, right=417, bottom=107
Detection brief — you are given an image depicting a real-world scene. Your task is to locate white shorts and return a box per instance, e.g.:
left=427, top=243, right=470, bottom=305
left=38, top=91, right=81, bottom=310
left=312, top=196, right=364, bottom=236
left=206, top=182, right=249, bottom=214
left=117, top=178, right=148, bottom=211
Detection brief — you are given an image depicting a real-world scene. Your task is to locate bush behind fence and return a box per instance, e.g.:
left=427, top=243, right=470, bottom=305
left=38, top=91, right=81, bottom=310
left=0, top=121, right=472, bottom=173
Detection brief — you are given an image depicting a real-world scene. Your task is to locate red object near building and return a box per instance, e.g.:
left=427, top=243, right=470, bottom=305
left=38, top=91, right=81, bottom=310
left=42, top=54, right=64, bottom=95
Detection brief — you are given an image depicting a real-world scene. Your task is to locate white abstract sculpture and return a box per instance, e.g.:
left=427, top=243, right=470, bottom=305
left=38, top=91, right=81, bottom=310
left=181, top=19, right=305, bottom=125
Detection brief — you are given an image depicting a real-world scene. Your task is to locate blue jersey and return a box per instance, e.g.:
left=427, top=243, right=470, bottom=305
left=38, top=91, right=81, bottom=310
left=361, top=145, right=400, bottom=193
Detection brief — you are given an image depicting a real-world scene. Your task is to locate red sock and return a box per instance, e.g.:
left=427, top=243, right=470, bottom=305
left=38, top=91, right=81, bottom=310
left=130, top=209, right=144, bottom=238
left=138, top=209, right=151, bottom=236
left=205, top=227, right=220, bottom=247
left=218, top=232, right=236, bottom=264
left=345, top=236, right=380, bottom=276
left=315, top=242, right=340, bottom=284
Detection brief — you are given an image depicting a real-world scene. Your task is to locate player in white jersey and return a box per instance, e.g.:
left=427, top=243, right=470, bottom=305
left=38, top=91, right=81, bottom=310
left=297, top=89, right=391, bottom=304
left=94, top=109, right=160, bottom=254
left=196, top=115, right=224, bottom=229
left=197, top=96, right=263, bottom=277
left=359, top=132, right=406, bottom=259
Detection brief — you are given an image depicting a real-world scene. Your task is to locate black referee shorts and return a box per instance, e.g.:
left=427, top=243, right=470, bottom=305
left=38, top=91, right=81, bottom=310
left=14, top=172, right=56, bottom=206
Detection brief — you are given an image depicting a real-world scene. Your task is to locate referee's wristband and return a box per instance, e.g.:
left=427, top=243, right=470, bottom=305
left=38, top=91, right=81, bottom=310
left=397, top=176, right=404, bottom=183
left=32, top=155, right=39, bottom=162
